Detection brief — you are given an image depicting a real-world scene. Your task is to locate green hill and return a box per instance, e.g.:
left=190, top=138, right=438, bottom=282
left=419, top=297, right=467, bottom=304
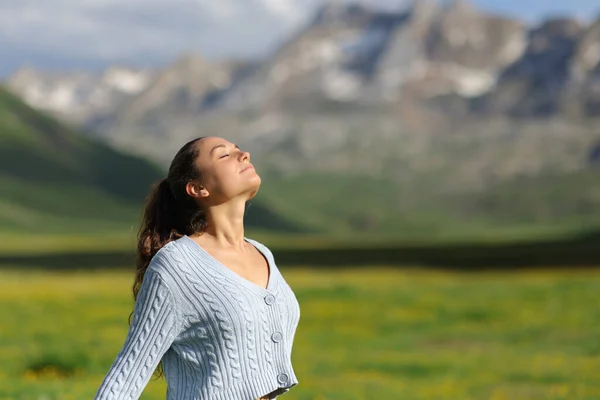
left=255, top=170, right=600, bottom=243
left=0, top=88, right=304, bottom=249
left=249, top=117, right=600, bottom=242
left=0, top=87, right=163, bottom=234
left=3, top=84, right=600, bottom=249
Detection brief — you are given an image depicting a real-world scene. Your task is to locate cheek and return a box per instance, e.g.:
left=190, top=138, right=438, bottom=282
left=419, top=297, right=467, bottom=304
left=208, top=163, right=240, bottom=193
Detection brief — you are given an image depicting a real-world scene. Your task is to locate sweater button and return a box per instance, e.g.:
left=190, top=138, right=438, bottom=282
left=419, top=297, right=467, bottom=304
left=271, top=332, right=283, bottom=343
left=277, top=373, right=289, bottom=385
left=264, top=294, right=275, bottom=305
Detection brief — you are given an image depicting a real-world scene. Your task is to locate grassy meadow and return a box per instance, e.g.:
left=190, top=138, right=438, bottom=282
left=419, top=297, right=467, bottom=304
left=3, top=46, right=600, bottom=400
left=1, top=266, right=599, bottom=400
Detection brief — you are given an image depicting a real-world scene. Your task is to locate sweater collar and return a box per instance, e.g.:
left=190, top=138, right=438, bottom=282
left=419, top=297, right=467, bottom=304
left=180, top=235, right=280, bottom=296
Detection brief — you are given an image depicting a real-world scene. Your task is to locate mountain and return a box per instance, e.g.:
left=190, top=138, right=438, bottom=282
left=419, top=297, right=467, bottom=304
left=468, top=18, right=589, bottom=117
left=0, top=86, right=167, bottom=233
left=3, top=0, right=600, bottom=239
left=6, top=66, right=155, bottom=125
left=58, top=0, right=598, bottom=162
left=0, top=86, right=304, bottom=236
left=9, top=1, right=599, bottom=135
left=86, top=54, right=255, bottom=149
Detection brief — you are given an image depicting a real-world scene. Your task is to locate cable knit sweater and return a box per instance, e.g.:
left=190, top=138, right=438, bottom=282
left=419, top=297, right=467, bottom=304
left=94, top=235, right=301, bottom=400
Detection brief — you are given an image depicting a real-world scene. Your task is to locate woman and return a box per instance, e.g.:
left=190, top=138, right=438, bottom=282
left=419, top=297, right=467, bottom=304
left=94, top=136, right=301, bottom=400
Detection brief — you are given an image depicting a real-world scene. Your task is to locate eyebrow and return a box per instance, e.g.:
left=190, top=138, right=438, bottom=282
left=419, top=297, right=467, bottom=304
left=209, top=143, right=240, bottom=155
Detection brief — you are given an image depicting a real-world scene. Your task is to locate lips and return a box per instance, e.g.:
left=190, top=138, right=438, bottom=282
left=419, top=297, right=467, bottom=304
left=240, top=164, right=254, bottom=173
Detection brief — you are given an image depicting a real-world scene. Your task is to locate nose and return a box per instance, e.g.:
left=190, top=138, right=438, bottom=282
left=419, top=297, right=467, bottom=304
left=240, top=150, right=250, bottom=162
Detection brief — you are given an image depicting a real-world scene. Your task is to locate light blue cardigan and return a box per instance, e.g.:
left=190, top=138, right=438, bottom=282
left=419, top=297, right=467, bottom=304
left=94, top=235, right=300, bottom=400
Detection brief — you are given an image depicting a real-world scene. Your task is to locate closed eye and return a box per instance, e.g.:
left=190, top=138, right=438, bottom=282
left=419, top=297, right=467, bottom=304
left=219, top=154, right=230, bottom=159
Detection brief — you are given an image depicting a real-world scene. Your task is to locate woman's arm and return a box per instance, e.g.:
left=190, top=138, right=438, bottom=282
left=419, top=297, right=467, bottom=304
left=94, top=267, right=181, bottom=400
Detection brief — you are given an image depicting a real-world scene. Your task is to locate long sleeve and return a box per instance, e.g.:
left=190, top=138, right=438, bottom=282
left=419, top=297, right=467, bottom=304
left=94, top=268, right=182, bottom=400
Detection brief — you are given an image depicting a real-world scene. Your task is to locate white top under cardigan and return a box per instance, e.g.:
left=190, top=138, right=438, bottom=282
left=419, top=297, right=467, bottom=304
left=94, top=235, right=301, bottom=400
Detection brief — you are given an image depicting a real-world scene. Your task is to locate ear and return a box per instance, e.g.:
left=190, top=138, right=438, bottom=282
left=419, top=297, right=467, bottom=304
left=185, top=182, right=209, bottom=199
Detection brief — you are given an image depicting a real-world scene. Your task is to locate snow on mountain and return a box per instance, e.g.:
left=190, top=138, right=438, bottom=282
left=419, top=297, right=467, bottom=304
left=6, top=66, right=154, bottom=123
left=4, top=0, right=599, bottom=129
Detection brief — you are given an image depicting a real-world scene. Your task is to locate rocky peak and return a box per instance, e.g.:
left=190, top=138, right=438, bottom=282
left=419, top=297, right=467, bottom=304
left=571, top=19, right=600, bottom=79
left=5, top=0, right=600, bottom=133
left=169, top=53, right=209, bottom=73
left=529, top=18, right=583, bottom=54
left=152, top=53, right=222, bottom=95
left=445, top=0, right=477, bottom=16
left=515, top=18, right=583, bottom=81
left=474, top=18, right=589, bottom=117
left=566, top=19, right=600, bottom=117
left=8, top=67, right=42, bottom=86
left=426, top=0, right=525, bottom=71
left=6, top=65, right=153, bottom=123
left=109, top=52, right=243, bottom=122
left=408, top=0, right=441, bottom=35
left=102, top=67, right=153, bottom=94
left=311, top=1, right=373, bottom=28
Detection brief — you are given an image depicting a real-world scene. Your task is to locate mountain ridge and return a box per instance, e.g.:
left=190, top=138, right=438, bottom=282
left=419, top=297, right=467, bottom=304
left=0, top=85, right=164, bottom=233
left=7, top=1, right=598, bottom=129
left=0, top=86, right=307, bottom=235
left=3, top=0, right=600, bottom=238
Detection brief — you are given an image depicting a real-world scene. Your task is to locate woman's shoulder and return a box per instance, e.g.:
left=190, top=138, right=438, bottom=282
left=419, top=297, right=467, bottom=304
left=148, top=237, right=193, bottom=274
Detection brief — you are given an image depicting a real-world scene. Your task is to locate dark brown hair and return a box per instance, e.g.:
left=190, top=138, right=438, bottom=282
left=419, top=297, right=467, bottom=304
left=129, top=137, right=207, bottom=379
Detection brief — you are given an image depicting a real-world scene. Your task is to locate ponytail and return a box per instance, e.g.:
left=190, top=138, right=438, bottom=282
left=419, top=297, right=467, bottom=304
left=128, top=137, right=206, bottom=379
left=132, top=179, right=179, bottom=302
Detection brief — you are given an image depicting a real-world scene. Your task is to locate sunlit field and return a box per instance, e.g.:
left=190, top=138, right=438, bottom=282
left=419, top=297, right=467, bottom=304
left=1, top=267, right=599, bottom=400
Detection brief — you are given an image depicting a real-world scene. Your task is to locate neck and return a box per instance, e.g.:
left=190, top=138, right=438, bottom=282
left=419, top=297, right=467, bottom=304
left=202, top=198, right=247, bottom=247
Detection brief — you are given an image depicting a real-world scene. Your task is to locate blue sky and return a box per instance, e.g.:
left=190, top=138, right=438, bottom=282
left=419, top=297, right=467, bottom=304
left=477, top=0, right=599, bottom=21
left=0, top=0, right=598, bottom=77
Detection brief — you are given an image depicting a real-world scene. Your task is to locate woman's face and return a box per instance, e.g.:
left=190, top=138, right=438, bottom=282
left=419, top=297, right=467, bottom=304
left=191, top=136, right=261, bottom=204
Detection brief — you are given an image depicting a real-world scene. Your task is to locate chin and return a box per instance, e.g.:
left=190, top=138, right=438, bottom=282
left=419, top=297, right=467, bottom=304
left=246, top=180, right=261, bottom=200
left=240, top=172, right=261, bottom=200
left=247, top=190, right=259, bottom=201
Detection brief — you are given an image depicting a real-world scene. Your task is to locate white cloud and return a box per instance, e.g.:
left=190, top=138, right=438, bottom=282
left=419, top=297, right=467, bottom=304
left=1, top=0, right=595, bottom=76
left=0, top=0, right=374, bottom=75
left=0, top=0, right=316, bottom=74
left=257, top=0, right=307, bottom=23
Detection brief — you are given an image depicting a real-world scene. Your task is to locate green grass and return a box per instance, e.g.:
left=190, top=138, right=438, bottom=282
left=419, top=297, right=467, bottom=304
left=2, top=219, right=597, bottom=258
left=0, top=232, right=137, bottom=255
left=247, top=114, right=600, bottom=238
left=3, top=83, right=600, bottom=240
left=255, top=170, right=600, bottom=239
left=0, top=86, right=163, bottom=234
left=1, top=267, right=599, bottom=399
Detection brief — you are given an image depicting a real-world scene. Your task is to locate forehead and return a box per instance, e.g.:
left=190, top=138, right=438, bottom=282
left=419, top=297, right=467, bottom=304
left=196, top=136, right=233, bottom=153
